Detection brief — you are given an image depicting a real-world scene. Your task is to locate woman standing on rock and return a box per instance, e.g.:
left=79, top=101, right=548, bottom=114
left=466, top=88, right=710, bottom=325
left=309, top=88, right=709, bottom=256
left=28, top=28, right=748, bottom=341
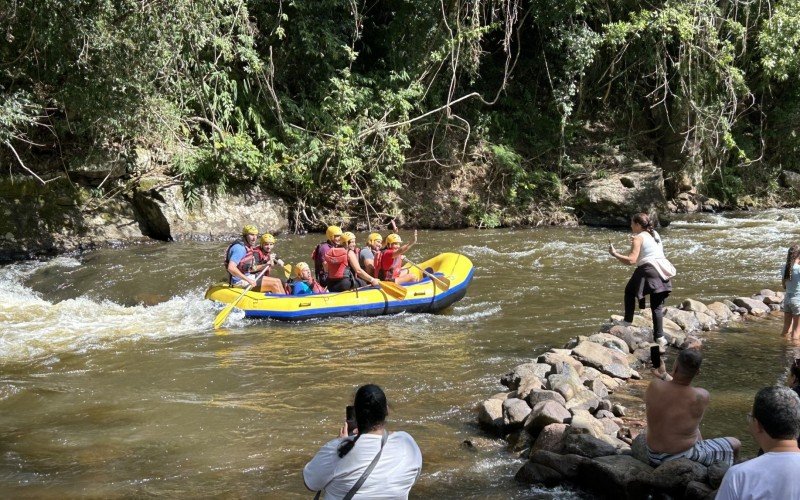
left=609, top=212, right=675, bottom=380
left=781, top=244, right=800, bottom=339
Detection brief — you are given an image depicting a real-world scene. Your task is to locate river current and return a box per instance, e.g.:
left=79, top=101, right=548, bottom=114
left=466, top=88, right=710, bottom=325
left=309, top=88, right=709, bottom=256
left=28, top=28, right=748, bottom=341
left=2, top=210, right=799, bottom=498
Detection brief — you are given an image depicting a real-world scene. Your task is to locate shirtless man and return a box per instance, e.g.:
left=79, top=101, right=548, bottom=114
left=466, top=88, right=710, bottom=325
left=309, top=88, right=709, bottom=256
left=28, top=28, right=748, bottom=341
left=645, top=349, right=741, bottom=467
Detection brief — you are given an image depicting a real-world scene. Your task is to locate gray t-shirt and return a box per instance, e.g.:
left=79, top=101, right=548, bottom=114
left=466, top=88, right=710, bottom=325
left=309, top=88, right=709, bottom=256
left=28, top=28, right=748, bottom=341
left=359, top=247, right=375, bottom=271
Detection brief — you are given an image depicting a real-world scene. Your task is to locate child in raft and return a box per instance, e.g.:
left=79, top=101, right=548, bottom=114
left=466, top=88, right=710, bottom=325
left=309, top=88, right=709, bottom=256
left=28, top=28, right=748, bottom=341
left=781, top=244, right=800, bottom=338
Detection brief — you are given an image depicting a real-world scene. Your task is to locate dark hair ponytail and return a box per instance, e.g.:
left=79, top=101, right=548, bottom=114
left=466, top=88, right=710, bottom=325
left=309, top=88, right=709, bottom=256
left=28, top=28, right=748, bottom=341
left=784, top=245, right=800, bottom=282
left=337, top=384, right=388, bottom=458
left=632, top=212, right=659, bottom=243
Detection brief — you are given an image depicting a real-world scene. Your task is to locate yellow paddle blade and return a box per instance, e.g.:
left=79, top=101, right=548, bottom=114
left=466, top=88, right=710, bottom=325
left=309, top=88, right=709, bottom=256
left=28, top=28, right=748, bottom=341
left=213, top=302, right=236, bottom=330
left=379, top=281, right=407, bottom=300
left=431, top=275, right=450, bottom=291
left=282, top=264, right=292, bottom=279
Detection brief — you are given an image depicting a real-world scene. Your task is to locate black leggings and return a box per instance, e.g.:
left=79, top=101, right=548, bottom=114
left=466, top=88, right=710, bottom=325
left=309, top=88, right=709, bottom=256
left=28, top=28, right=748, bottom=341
left=326, top=276, right=366, bottom=292
left=624, top=291, right=669, bottom=340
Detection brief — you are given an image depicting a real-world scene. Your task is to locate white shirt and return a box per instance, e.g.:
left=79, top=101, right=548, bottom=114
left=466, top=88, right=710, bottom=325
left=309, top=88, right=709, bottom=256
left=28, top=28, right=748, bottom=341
left=303, top=431, right=422, bottom=499
left=716, top=451, right=800, bottom=500
left=636, top=231, right=676, bottom=280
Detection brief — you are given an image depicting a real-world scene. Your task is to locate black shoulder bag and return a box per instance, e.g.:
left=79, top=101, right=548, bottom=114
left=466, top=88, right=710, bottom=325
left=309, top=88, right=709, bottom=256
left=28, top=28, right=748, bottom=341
left=314, top=430, right=388, bottom=500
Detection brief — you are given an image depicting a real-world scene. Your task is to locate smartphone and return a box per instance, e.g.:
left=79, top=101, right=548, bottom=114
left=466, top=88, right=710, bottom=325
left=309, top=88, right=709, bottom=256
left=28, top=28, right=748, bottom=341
left=345, top=405, right=357, bottom=436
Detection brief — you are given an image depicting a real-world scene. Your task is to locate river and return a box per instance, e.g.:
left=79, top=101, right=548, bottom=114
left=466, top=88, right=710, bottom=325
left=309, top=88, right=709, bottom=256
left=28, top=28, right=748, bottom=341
left=1, top=210, right=799, bottom=498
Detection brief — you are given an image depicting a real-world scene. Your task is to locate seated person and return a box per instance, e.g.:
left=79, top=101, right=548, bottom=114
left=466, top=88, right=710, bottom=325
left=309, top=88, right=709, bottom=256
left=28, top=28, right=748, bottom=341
left=225, top=224, right=261, bottom=288
left=377, top=230, right=418, bottom=285
left=360, top=233, right=382, bottom=277
left=645, top=348, right=741, bottom=467
left=290, top=262, right=326, bottom=295
left=250, top=233, right=286, bottom=294
left=716, top=386, right=800, bottom=499
left=325, top=232, right=380, bottom=293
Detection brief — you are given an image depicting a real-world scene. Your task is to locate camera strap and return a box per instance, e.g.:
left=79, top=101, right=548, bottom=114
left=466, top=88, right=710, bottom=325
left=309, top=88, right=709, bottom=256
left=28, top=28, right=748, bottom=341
left=314, top=429, right=388, bottom=500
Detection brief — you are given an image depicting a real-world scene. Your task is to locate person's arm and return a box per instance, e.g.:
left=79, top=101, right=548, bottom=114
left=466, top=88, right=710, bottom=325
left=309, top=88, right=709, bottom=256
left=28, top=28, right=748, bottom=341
left=714, top=466, right=739, bottom=500
left=393, top=230, right=418, bottom=259
left=609, top=234, right=642, bottom=265
left=302, top=439, right=339, bottom=492
left=349, top=251, right=380, bottom=286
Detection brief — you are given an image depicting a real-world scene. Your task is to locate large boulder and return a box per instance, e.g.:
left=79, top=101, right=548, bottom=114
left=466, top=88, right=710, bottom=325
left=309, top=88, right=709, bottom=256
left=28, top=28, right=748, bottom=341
left=562, top=433, right=620, bottom=458
left=682, top=299, right=710, bottom=315
left=503, top=398, right=532, bottom=429
left=571, top=341, right=635, bottom=379
left=647, top=458, right=709, bottom=493
left=476, top=399, right=504, bottom=432
left=525, top=389, right=567, bottom=408
left=664, top=307, right=701, bottom=331
left=529, top=450, right=591, bottom=479
left=574, top=160, right=670, bottom=227
left=547, top=363, right=585, bottom=401
left=514, top=461, right=563, bottom=486
left=501, top=362, right=554, bottom=390
left=537, top=352, right=584, bottom=375
left=524, top=401, right=571, bottom=435
left=604, top=324, right=652, bottom=352
left=133, top=179, right=288, bottom=241
left=530, top=423, right=567, bottom=454
left=578, top=454, right=655, bottom=499
left=733, top=297, right=771, bottom=315
left=586, top=333, right=631, bottom=354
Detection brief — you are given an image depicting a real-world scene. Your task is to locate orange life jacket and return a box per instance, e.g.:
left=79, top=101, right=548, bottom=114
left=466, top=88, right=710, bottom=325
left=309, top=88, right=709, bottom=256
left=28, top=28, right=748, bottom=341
left=324, top=247, right=349, bottom=280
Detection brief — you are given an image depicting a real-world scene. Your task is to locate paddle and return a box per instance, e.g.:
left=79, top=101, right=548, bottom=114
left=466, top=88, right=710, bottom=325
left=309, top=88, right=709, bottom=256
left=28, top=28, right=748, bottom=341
left=378, top=280, right=407, bottom=300
left=282, top=263, right=292, bottom=279
left=402, top=257, right=450, bottom=291
left=213, top=266, right=270, bottom=330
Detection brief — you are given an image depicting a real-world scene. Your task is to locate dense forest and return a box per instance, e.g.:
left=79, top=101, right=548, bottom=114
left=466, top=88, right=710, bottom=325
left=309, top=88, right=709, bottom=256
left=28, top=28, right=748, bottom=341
left=2, top=0, right=799, bottom=230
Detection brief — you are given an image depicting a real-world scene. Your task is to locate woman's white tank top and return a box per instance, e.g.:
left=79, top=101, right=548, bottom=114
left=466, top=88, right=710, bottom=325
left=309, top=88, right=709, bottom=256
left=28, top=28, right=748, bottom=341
left=636, top=231, right=665, bottom=266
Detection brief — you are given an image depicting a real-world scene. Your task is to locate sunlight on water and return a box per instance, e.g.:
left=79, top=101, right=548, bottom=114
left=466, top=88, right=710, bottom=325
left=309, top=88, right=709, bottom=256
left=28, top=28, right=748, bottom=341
left=1, top=212, right=800, bottom=497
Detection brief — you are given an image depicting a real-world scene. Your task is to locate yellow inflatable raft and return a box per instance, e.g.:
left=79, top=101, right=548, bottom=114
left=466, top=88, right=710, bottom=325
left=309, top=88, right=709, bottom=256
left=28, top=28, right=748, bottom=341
left=204, top=252, right=474, bottom=321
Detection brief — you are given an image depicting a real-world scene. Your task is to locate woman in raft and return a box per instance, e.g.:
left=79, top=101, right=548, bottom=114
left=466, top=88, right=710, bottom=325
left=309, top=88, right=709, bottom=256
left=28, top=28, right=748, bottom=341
left=324, top=232, right=381, bottom=292
left=377, top=231, right=418, bottom=285
left=609, top=212, right=676, bottom=380
left=781, top=244, right=800, bottom=338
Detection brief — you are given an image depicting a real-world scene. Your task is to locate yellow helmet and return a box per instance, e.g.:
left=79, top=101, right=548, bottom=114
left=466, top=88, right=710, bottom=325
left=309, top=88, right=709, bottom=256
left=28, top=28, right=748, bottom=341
left=386, top=233, right=402, bottom=245
left=367, top=233, right=383, bottom=245
left=294, top=262, right=310, bottom=278
left=260, top=233, right=276, bottom=245
left=242, top=224, right=259, bottom=236
left=341, top=232, right=356, bottom=245
left=326, top=225, right=343, bottom=241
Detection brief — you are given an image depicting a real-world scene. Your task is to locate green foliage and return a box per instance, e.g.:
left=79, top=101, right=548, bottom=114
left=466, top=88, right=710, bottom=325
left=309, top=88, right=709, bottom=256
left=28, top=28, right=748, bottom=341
left=2, top=0, right=800, bottom=227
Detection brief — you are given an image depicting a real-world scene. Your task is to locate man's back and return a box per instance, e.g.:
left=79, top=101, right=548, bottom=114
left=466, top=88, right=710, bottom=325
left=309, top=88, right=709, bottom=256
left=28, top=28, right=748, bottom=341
left=716, top=452, right=800, bottom=499
left=645, top=378, right=709, bottom=453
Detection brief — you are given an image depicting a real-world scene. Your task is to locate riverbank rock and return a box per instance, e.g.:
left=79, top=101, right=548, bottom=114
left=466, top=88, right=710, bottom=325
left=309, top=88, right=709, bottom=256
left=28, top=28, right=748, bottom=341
left=573, top=160, right=671, bottom=227
left=133, top=179, right=288, bottom=241
left=478, top=288, right=779, bottom=498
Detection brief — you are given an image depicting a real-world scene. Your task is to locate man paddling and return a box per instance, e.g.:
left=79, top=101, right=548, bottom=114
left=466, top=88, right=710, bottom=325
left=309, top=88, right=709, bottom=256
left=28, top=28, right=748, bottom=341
left=645, top=349, right=741, bottom=467
left=225, top=225, right=261, bottom=288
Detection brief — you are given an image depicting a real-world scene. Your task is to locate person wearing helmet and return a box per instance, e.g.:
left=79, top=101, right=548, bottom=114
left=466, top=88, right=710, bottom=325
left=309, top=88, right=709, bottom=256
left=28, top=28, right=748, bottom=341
left=311, top=225, right=343, bottom=286
left=360, top=233, right=383, bottom=277
left=288, top=262, right=327, bottom=295
left=326, top=232, right=381, bottom=292
left=378, top=230, right=418, bottom=285
left=250, top=233, right=287, bottom=294
left=224, top=225, right=261, bottom=288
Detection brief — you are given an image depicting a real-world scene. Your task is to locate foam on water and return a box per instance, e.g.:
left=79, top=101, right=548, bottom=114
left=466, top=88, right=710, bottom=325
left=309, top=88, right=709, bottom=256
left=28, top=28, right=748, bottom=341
left=0, top=259, right=217, bottom=364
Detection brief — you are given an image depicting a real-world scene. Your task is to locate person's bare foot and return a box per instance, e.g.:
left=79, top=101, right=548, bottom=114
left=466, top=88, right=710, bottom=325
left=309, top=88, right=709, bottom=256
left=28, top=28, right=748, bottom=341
left=651, top=367, right=672, bottom=381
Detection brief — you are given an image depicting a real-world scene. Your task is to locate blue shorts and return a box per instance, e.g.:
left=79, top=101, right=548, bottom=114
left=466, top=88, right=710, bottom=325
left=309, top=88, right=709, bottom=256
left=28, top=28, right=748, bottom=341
left=783, top=295, right=800, bottom=315
left=647, top=438, right=735, bottom=467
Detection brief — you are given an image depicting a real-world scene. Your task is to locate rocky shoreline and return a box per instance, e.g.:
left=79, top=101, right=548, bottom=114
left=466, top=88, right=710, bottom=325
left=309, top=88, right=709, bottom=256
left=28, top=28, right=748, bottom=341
left=474, top=290, right=785, bottom=499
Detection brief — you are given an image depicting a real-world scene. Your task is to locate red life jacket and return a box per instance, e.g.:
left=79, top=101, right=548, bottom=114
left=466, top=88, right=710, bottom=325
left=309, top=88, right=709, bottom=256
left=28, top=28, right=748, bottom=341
left=377, top=248, right=401, bottom=280
left=224, top=240, right=256, bottom=280
left=371, top=249, right=383, bottom=278
left=252, top=247, right=276, bottom=275
left=324, top=247, right=349, bottom=280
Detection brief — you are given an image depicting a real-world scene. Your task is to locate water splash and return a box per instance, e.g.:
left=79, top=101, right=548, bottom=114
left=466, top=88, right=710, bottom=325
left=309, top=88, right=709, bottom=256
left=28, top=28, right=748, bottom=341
left=0, top=259, right=217, bottom=363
